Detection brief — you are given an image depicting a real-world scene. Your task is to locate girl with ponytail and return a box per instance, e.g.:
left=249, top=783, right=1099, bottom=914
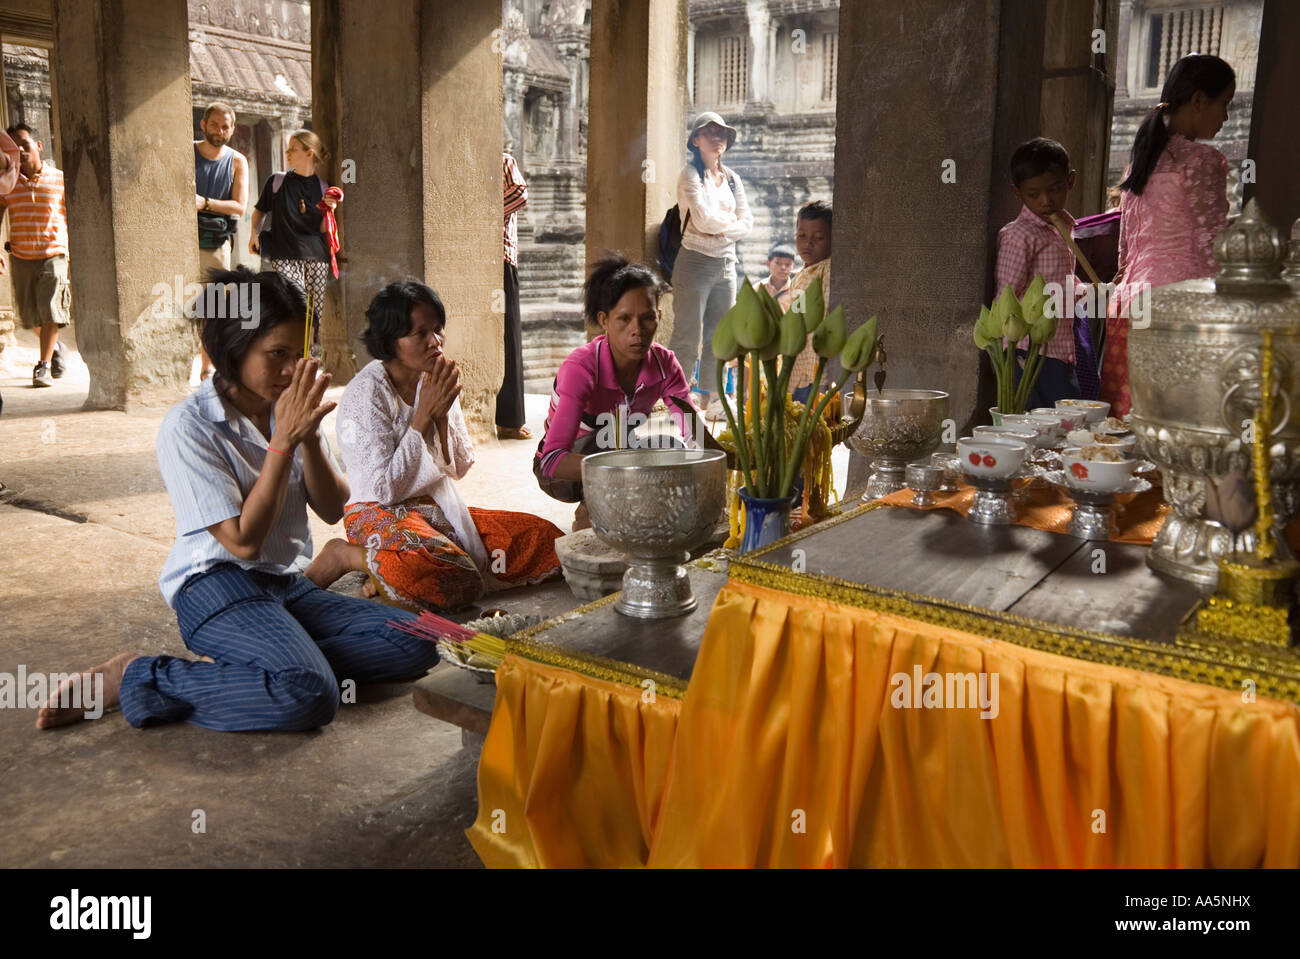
left=1100, top=54, right=1235, bottom=416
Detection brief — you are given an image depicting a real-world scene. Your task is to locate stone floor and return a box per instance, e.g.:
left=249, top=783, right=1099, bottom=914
left=0, top=329, right=852, bottom=869
left=0, top=331, right=582, bottom=869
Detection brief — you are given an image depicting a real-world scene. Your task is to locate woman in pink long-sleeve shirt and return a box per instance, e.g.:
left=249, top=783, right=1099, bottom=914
left=534, top=254, right=696, bottom=530
left=1101, top=54, right=1234, bottom=417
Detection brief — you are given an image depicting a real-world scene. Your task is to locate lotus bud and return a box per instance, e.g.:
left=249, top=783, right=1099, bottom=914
left=812, top=304, right=847, bottom=358
left=1020, top=275, right=1048, bottom=325
left=997, top=285, right=1027, bottom=343
left=1027, top=309, right=1059, bottom=346
left=974, top=304, right=995, bottom=349
left=712, top=310, right=743, bottom=361
left=756, top=282, right=784, bottom=329
left=840, top=316, right=878, bottom=372
left=779, top=309, right=807, bottom=358
left=730, top=282, right=777, bottom=351
left=792, top=277, right=825, bottom=332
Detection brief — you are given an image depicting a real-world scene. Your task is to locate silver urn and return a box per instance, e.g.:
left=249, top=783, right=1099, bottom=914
left=1128, top=200, right=1300, bottom=585
left=581, top=448, right=727, bottom=618
left=849, top=389, right=950, bottom=500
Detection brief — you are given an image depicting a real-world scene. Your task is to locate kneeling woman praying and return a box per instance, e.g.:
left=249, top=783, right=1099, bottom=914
left=334, top=280, right=563, bottom=611
left=36, top=268, right=440, bottom=733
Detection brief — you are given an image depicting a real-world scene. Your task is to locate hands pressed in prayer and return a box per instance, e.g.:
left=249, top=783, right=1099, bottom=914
left=411, top=355, right=461, bottom=436
left=410, top=355, right=461, bottom=464
left=271, top=357, right=337, bottom=452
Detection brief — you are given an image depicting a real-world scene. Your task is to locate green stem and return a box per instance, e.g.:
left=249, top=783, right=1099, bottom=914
left=733, top=360, right=756, bottom=494
left=761, top=357, right=781, bottom=496
left=1013, top=343, right=1042, bottom=413
left=749, top=349, right=766, bottom=497
left=780, top=358, right=830, bottom=496
left=716, top=359, right=753, bottom=492
left=785, top=379, right=844, bottom=496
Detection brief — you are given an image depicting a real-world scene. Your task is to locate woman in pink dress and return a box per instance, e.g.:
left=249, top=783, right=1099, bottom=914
left=1101, top=54, right=1235, bottom=417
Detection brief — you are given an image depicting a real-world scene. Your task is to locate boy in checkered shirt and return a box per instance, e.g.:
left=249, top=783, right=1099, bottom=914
left=995, top=137, right=1081, bottom=407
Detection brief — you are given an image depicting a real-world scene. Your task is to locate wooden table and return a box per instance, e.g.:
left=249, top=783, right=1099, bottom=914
left=414, top=567, right=728, bottom=737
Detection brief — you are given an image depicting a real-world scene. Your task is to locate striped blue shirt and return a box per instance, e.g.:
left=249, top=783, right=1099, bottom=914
left=156, top=378, right=325, bottom=608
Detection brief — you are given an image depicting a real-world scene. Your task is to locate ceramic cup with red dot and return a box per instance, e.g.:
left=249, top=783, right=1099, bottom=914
left=956, top=435, right=1030, bottom=480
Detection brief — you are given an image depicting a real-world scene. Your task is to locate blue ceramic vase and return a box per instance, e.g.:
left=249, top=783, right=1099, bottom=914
left=738, top=487, right=797, bottom=553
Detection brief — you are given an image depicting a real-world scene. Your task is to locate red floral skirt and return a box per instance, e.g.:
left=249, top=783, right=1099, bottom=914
left=343, top=496, right=562, bottom=611
left=1099, top=315, right=1131, bottom=418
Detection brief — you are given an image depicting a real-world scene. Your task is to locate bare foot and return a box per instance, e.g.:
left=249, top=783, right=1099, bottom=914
left=362, top=578, right=378, bottom=598
left=197, top=655, right=215, bottom=663
left=36, top=652, right=137, bottom=730
left=304, top=537, right=367, bottom=590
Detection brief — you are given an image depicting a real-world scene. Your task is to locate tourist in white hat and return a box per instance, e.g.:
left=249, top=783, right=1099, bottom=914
left=668, top=112, right=752, bottom=421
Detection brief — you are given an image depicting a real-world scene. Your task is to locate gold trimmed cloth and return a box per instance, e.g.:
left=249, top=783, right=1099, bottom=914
left=646, top=580, right=1300, bottom=867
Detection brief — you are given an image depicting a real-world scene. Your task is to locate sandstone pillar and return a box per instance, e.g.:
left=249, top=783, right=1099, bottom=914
left=686, top=23, right=696, bottom=107
left=1040, top=0, right=1119, bottom=216
left=53, top=0, right=196, bottom=410
left=836, top=0, right=1051, bottom=493
left=1114, top=0, right=1133, bottom=99
left=746, top=0, right=770, bottom=107
left=585, top=0, right=689, bottom=339
left=314, top=0, right=503, bottom=433
left=1244, top=0, right=1300, bottom=231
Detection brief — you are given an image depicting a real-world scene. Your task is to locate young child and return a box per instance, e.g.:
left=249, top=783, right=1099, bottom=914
left=1101, top=54, right=1234, bottom=417
left=786, top=201, right=832, bottom=405
left=755, top=243, right=796, bottom=312
left=995, top=137, right=1081, bottom=409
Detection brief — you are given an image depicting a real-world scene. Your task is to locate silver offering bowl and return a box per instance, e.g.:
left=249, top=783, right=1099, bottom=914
left=581, top=448, right=727, bottom=618
left=849, top=389, right=950, bottom=501
left=1127, top=201, right=1300, bottom=585
left=966, top=474, right=1018, bottom=525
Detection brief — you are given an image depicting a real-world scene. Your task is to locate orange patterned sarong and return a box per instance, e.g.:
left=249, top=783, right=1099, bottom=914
left=343, top=496, right=562, bottom=612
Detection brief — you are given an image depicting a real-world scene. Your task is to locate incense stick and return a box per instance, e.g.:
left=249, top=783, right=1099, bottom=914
left=1049, top=214, right=1102, bottom=286
left=304, top=291, right=313, bottom=359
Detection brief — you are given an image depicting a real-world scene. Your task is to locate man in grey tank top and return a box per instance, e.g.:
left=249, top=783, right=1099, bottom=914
left=193, top=101, right=248, bottom=379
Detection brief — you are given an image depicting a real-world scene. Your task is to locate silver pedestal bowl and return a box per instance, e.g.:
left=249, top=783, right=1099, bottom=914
left=581, top=448, right=727, bottom=618
left=849, top=389, right=950, bottom=500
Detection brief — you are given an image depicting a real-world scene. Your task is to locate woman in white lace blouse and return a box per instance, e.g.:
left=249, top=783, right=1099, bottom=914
left=330, top=281, right=562, bottom=611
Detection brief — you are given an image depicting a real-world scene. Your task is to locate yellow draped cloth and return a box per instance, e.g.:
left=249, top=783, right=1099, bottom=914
left=468, top=655, right=681, bottom=867
left=469, top=581, right=1300, bottom=867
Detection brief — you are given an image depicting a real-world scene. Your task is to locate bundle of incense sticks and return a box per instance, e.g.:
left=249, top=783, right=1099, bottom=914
left=390, top=610, right=509, bottom=665
left=304, top=291, right=313, bottom=358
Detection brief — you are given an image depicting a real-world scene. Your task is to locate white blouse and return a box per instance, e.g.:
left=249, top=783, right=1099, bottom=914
left=677, top=163, right=753, bottom=260
left=336, top=359, right=495, bottom=578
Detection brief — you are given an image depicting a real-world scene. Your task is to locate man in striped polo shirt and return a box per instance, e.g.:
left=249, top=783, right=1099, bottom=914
left=0, top=123, right=70, bottom=387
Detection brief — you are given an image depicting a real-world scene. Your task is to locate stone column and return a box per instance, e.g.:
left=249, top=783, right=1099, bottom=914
left=53, top=0, right=196, bottom=410
left=1115, top=0, right=1133, bottom=98
left=1245, top=0, right=1300, bottom=230
left=836, top=0, right=1051, bottom=495
left=556, top=28, right=587, bottom=159
left=585, top=0, right=688, bottom=339
left=746, top=0, right=770, bottom=106
left=768, top=19, right=778, bottom=105
left=314, top=0, right=504, bottom=433
left=503, top=69, right=528, bottom=156
left=1040, top=0, right=1118, bottom=216
left=686, top=23, right=696, bottom=107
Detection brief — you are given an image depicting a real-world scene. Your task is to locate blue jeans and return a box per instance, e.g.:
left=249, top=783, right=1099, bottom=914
left=118, top=564, right=439, bottom=731
left=669, top=246, right=737, bottom=393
